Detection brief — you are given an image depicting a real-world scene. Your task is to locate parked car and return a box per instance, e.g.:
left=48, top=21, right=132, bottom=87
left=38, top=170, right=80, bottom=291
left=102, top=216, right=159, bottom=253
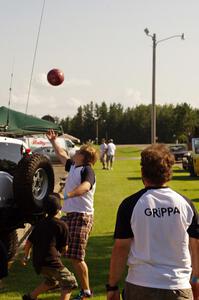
left=0, top=136, right=54, bottom=261
left=186, top=138, right=199, bottom=176
left=20, top=135, right=79, bottom=161
left=169, top=144, right=188, bottom=162
left=182, top=152, right=191, bottom=170
left=65, top=138, right=80, bottom=157
left=32, top=146, right=60, bottom=163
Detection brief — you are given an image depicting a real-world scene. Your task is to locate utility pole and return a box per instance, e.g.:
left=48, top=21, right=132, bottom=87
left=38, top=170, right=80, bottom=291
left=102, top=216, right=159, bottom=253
left=144, top=28, right=184, bottom=144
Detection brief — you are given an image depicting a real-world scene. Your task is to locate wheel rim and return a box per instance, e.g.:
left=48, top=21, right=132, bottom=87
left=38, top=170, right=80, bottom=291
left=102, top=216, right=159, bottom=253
left=32, top=168, right=48, bottom=201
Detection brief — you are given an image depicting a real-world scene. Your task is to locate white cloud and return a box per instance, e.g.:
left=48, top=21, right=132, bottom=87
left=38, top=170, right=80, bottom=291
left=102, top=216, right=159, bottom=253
left=122, top=88, right=150, bottom=108
left=125, top=88, right=141, bottom=100
left=64, top=78, right=92, bottom=87
left=35, top=73, right=49, bottom=87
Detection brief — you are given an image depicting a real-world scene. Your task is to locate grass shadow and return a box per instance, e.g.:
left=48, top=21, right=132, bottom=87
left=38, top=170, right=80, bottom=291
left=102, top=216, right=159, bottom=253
left=127, top=175, right=197, bottom=181
left=172, top=175, right=199, bottom=181
left=192, top=198, right=199, bottom=203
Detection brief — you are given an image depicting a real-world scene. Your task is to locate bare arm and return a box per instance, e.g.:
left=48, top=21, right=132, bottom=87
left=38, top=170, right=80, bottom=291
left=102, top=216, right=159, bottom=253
left=189, top=238, right=199, bottom=299
left=190, top=237, right=199, bottom=277
left=61, top=245, right=68, bottom=255
left=46, top=129, right=69, bottom=165
left=107, top=238, right=132, bottom=300
left=21, top=240, right=32, bottom=266
left=67, top=181, right=91, bottom=198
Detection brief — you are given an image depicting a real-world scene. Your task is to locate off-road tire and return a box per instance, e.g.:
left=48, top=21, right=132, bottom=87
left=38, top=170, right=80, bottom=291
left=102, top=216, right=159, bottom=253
left=0, top=230, right=18, bottom=261
left=13, top=153, right=54, bottom=214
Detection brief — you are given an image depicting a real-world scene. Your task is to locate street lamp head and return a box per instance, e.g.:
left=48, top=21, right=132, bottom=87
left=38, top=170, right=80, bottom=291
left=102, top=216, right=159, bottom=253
left=144, top=28, right=149, bottom=35
left=181, top=33, right=185, bottom=40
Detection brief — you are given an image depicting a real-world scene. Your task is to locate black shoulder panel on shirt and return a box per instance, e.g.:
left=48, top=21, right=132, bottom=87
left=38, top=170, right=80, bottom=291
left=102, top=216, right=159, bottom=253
left=65, top=159, right=73, bottom=172
left=114, top=188, right=148, bottom=239
left=180, top=194, right=199, bottom=239
left=81, top=165, right=95, bottom=187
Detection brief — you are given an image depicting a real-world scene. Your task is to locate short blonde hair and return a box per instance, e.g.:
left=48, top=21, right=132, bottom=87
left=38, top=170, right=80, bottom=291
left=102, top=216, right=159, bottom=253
left=79, top=144, right=98, bottom=165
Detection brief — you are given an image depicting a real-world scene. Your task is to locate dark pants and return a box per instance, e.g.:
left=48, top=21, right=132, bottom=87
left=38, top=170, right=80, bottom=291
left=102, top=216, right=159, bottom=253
left=123, top=282, right=193, bottom=300
left=0, top=241, right=8, bottom=279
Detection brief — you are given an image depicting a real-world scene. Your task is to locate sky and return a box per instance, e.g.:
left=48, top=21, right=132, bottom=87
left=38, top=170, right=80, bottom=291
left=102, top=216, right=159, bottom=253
left=0, top=0, right=199, bottom=118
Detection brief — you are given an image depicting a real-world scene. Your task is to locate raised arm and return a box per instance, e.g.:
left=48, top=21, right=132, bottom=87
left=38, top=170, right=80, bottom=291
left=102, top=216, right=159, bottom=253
left=46, top=129, right=69, bottom=165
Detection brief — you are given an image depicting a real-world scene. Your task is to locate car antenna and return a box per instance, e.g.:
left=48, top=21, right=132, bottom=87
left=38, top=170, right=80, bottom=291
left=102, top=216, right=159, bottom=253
left=6, top=57, right=15, bottom=130
left=25, top=0, right=46, bottom=114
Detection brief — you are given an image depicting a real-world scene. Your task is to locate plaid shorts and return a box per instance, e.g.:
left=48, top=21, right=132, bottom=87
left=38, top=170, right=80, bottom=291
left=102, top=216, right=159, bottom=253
left=62, top=212, right=93, bottom=261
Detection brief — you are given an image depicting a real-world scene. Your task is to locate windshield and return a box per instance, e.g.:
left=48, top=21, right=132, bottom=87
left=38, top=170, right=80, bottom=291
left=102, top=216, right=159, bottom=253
left=0, top=143, right=23, bottom=163
left=169, top=145, right=186, bottom=151
left=65, top=140, right=74, bottom=148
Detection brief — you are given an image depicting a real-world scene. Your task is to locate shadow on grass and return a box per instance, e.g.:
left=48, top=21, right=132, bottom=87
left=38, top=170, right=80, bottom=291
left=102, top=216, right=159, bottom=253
left=192, top=198, right=199, bottom=203
left=2, top=235, right=114, bottom=299
left=127, top=175, right=199, bottom=181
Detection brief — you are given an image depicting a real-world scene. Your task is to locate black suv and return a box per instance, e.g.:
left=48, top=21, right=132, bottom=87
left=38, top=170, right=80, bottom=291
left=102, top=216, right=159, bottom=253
left=169, top=144, right=188, bottom=162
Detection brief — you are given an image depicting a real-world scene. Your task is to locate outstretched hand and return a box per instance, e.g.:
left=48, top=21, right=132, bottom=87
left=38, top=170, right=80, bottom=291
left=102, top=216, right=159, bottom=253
left=46, top=129, right=57, bottom=142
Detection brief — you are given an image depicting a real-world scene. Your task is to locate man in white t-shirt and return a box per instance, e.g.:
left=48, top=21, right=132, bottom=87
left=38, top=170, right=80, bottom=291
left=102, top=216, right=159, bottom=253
left=107, top=144, right=199, bottom=300
left=47, top=130, right=98, bottom=300
left=106, top=139, right=116, bottom=170
left=99, top=138, right=107, bottom=169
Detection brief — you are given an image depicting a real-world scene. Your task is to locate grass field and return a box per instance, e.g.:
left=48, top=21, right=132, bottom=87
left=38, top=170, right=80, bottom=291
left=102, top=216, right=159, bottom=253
left=1, top=145, right=199, bottom=300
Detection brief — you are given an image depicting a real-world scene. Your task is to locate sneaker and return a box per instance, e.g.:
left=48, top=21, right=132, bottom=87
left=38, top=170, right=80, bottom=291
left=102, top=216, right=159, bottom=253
left=72, top=290, right=93, bottom=300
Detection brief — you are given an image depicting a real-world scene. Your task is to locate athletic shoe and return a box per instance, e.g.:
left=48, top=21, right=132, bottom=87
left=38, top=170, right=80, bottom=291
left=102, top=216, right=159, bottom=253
left=72, top=289, right=93, bottom=300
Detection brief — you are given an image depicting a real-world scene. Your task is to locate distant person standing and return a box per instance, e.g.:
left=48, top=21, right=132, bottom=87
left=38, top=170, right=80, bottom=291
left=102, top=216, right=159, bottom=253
left=106, top=139, right=116, bottom=170
left=100, top=138, right=107, bottom=169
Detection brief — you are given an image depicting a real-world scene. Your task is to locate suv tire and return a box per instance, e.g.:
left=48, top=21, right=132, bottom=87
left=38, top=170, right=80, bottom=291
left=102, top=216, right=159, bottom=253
left=13, top=153, right=54, bottom=214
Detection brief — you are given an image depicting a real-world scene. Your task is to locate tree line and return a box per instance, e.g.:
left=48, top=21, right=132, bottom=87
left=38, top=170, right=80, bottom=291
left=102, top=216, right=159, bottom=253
left=57, top=102, right=199, bottom=144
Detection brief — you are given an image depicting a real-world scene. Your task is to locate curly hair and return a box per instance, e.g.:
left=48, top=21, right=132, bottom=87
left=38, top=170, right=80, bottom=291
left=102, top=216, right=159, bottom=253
left=79, top=144, right=99, bottom=165
left=141, top=144, right=175, bottom=185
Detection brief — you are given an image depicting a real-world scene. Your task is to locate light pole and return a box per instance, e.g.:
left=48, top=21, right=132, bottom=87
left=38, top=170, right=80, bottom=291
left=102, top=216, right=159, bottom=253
left=144, top=28, right=184, bottom=144
left=94, top=117, right=99, bottom=144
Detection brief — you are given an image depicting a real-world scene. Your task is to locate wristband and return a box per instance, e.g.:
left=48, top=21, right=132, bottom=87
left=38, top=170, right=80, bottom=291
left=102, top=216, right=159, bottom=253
left=191, top=276, right=199, bottom=283
left=106, top=284, right=119, bottom=292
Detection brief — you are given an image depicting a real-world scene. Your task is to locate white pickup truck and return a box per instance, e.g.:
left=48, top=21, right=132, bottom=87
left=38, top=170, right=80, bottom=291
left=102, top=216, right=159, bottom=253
left=20, top=135, right=79, bottom=161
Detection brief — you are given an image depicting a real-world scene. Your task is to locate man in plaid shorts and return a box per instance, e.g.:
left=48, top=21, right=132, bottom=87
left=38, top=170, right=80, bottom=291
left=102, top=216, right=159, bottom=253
left=47, top=130, right=98, bottom=300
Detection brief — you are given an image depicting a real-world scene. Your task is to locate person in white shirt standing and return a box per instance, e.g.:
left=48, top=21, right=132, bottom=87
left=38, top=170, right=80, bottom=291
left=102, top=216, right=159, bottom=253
left=106, top=139, right=116, bottom=170
left=99, top=138, right=107, bottom=170
left=47, top=130, right=98, bottom=300
left=107, top=144, right=199, bottom=300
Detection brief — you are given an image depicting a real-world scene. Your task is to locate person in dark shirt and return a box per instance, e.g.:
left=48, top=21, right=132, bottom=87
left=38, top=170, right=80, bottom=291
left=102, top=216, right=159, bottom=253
left=22, top=193, right=78, bottom=300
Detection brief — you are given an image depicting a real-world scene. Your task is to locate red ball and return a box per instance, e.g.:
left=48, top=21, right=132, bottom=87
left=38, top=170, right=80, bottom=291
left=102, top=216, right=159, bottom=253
left=47, top=68, right=64, bottom=86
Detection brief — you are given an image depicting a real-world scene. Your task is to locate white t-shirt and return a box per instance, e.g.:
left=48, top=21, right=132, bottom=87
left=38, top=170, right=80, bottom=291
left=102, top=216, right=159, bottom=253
left=63, top=160, right=96, bottom=214
left=100, top=143, right=107, bottom=155
left=107, top=142, right=116, bottom=156
left=114, top=187, right=199, bottom=289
